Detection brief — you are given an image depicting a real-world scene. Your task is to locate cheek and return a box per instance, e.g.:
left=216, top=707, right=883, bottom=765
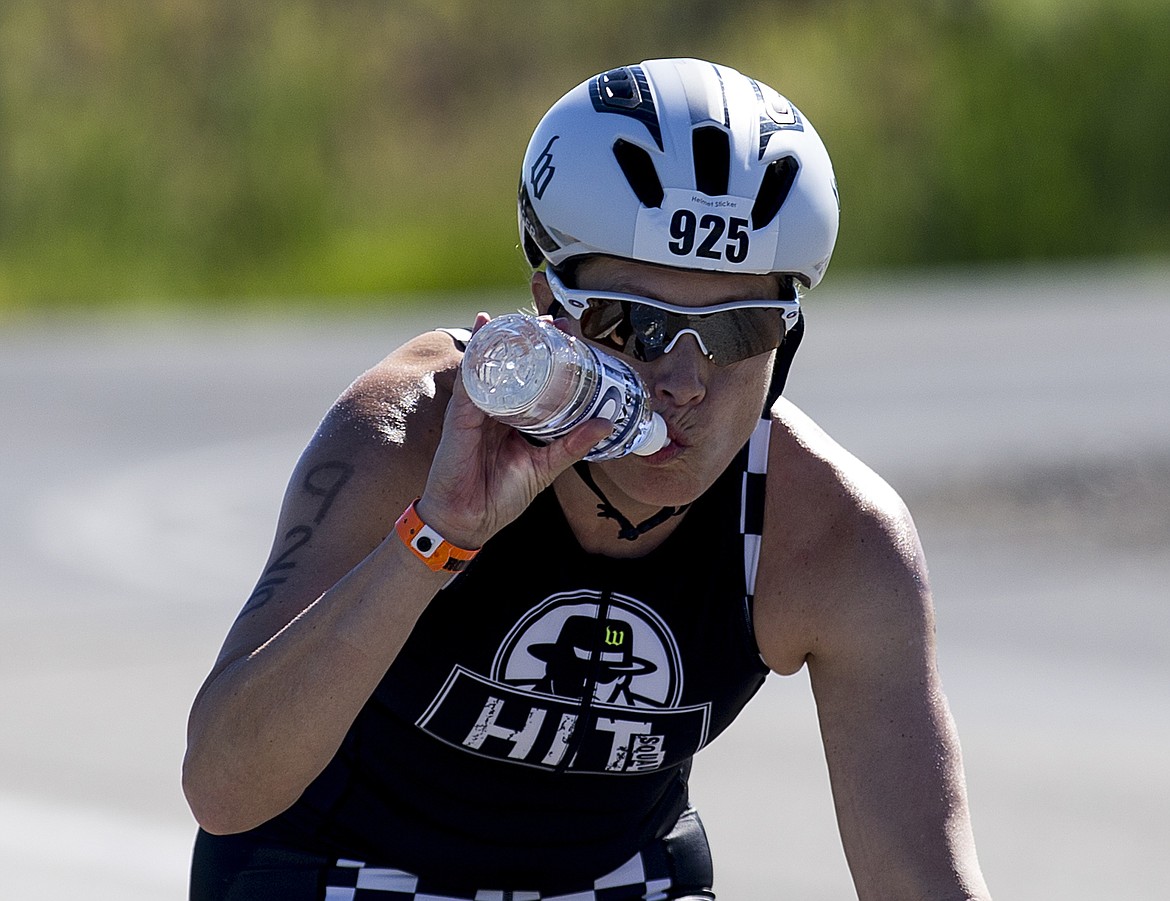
left=710, top=355, right=773, bottom=419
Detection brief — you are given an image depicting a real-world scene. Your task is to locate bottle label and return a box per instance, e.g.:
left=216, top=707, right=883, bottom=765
left=591, top=356, right=641, bottom=449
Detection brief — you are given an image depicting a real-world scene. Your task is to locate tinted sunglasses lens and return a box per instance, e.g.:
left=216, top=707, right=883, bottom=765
left=630, top=305, right=783, bottom=364
left=579, top=301, right=633, bottom=353
left=627, top=304, right=670, bottom=361
left=580, top=299, right=785, bottom=364
left=699, top=307, right=785, bottom=363
left=580, top=301, right=671, bottom=361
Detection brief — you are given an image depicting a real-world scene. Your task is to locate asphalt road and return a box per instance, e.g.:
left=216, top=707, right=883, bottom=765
left=2, top=263, right=1168, bottom=899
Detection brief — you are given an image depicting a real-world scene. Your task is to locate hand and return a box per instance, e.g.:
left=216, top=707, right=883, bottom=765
left=416, top=312, right=613, bottom=549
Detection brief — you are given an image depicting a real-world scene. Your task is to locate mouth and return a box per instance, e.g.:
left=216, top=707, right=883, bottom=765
left=664, top=420, right=691, bottom=449
left=641, top=421, right=689, bottom=463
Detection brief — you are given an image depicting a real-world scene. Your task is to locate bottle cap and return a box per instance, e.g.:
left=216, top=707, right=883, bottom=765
left=631, top=413, right=668, bottom=456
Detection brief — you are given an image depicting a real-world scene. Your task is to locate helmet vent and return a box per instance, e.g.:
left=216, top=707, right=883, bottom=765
left=589, top=66, right=663, bottom=150
left=612, top=139, right=664, bottom=209
left=751, top=155, right=799, bottom=229
left=692, top=126, right=729, bottom=196
left=597, top=68, right=643, bottom=110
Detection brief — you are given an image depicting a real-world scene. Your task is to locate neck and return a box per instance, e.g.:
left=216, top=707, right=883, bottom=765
left=552, top=466, right=686, bottom=558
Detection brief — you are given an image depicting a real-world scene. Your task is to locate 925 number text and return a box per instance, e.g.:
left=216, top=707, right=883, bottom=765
left=668, top=210, right=750, bottom=263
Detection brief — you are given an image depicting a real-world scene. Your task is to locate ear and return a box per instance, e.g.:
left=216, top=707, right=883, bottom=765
left=530, top=270, right=556, bottom=316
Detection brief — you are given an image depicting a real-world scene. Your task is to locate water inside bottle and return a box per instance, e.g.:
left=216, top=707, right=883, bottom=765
left=464, top=321, right=554, bottom=415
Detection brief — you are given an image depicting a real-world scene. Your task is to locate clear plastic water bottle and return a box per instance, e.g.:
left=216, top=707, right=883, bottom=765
left=461, top=313, right=668, bottom=462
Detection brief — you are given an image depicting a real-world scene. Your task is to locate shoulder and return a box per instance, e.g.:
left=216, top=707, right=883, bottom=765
left=317, top=328, right=463, bottom=464
left=753, top=399, right=931, bottom=674
left=761, top=399, right=916, bottom=549
left=274, top=328, right=465, bottom=558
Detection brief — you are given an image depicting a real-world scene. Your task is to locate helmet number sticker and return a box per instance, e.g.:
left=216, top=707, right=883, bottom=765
left=668, top=210, right=750, bottom=264
left=634, top=189, right=778, bottom=270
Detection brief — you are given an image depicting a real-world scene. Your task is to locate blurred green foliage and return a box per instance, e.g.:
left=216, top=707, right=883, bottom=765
left=0, top=0, right=1166, bottom=312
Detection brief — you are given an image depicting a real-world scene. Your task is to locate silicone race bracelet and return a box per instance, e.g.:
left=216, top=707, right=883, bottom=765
left=394, top=499, right=480, bottom=573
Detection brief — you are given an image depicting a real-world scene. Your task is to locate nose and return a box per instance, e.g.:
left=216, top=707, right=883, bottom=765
left=647, top=333, right=709, bottom=409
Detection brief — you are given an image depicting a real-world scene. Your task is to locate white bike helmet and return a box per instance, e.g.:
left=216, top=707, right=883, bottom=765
left=519, top=58, right=840, bottom=290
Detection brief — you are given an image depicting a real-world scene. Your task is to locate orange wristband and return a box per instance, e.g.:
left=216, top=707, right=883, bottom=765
left=394, top=499, right=480, bottom=573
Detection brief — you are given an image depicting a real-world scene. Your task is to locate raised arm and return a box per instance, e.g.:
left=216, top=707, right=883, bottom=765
left=182, top=327, right=610, bottom=835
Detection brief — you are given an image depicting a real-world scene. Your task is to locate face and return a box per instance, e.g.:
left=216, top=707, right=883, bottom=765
left=537, top=257, right=779, bottom=511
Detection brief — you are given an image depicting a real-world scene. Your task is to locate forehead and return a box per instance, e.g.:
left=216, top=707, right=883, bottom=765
left=573, top=256, right=783, bottom=306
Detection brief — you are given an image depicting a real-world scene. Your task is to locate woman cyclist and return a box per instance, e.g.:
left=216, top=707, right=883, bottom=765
left=184, top=58, right=991, bottom=900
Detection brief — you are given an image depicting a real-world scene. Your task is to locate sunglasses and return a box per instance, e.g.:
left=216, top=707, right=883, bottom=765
left=546, top=267, right=800, bottom=366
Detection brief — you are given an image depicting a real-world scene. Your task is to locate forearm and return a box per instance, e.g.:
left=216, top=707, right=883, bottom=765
left=183, top=534, right=449, bottom=834
left=816, top=670, right=991, bottom=901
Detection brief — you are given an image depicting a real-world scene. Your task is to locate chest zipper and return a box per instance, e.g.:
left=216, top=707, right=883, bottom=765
left=553, top=589, right=613, bottom=774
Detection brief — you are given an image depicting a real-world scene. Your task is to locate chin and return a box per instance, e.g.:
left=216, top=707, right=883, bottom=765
left=603, top=455, right=721, bottom=510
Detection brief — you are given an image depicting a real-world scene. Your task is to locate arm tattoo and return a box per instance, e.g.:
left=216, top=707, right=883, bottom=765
left=304, top=461, right=354, bottom=524
left=243, top=461, right=355, bottom=613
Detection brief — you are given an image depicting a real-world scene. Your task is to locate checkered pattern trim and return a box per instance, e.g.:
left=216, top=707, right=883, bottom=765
left=740, top=417, right=771, bottom=601
left=322, top=848, right=673, bottom=901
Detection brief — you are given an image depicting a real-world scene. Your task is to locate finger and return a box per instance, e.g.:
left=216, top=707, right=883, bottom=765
left=541, top=418, right=615, bottom=476
left=441, top=369, right=491, bottom=436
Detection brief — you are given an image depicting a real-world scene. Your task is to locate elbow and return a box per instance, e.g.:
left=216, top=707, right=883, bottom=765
left=182, top=756, right=241, bottom=835
left=182, top=750, right=280, bottom=836
left=182, top=687, right=318, bottom=834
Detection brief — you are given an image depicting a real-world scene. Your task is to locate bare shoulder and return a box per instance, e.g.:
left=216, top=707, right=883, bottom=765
left=328, top=328, right=462, bottom=445
left=303, top=328, right=462, bottom=498
left=755, top=402, right=987, bottom=899
left=753, top=399, right=931, bottom=674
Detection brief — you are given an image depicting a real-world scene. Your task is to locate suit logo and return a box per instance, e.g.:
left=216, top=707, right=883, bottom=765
left=416, top=590, right=710, bottom=774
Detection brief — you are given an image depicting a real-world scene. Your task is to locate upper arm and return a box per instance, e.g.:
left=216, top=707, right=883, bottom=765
left=754, top=414, right=988, bottom=898
left=201, top=332, right=458, bottom=682
left=810, top=504, right=987, bottom=899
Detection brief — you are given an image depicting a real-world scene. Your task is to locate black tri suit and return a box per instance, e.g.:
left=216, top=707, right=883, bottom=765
left=191, top=417, right=775, bottom=901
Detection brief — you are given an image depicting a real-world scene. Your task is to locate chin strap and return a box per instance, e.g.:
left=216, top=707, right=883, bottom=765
left=765, top=310, right=803, bottom=410
left=572, top=462, right=690, bottom=541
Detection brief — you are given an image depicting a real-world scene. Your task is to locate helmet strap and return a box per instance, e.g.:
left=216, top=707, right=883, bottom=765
left=572, top=461, right=690, bottom=541
left=764, top=310, right=804, bottom=412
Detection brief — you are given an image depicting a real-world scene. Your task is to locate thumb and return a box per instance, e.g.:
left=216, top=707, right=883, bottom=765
left=542, top=418, right=615, bottom=476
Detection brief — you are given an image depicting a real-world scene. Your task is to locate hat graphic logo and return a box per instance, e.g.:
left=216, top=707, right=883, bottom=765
left=492, top=591, right=683, bottom=709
